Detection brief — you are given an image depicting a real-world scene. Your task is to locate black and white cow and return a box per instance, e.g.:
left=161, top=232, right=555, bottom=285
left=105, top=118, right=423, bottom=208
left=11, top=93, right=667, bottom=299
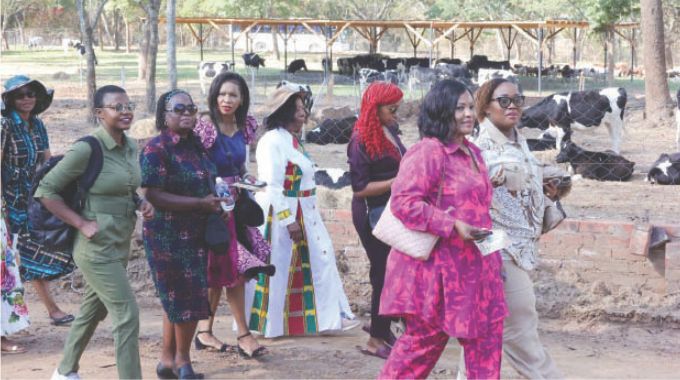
left=408, top=66, right=437, bottom=95
left=27, top=36, right=44, bottom=49
left=477, top=68, right=518, bottom=85
left=358, top=68, right=383, bottom=92
left=277, top=80, right=313, bottom=115
left=243, top=53, right=265, bottom=69
left=314, top=168, right=351, bottom=189
left=519, top=87, right=627, bottom=154
left=555, top=132, right=635, bottom=181
left=526, top=131, right=557, bottom=151
left=198, top=61, right=233, bottom=94
left=287, top=59, right=308, bottom=74
left=435, top=63, right=473, bottom=87
left=305, top=116, right=357, bottom=145
left=646, top=152, right=680, bottom=185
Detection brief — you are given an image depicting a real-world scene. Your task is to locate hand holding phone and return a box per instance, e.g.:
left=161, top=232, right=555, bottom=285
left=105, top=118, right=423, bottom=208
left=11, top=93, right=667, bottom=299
left=471, top=229, right=493, bottom=241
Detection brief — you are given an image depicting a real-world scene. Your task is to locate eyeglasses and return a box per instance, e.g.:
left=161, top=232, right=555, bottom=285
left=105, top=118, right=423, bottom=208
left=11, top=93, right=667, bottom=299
left=101, top=102, right=136, bottom=113
left=166, top=104, right=198, bottom=115
left=492, top=96, right=525, bottom=109
left=14, top=90, right=37, bottom=100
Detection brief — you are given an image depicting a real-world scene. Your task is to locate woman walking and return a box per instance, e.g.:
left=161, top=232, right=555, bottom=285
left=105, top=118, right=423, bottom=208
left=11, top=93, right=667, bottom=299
left=38, top=85, right=151, bottom=380
left=141, top=90, right=224, bottom=379
left=467, top=78, right=563, bottom=379
left=246, top=86, right=359, bottom=338
left=347, top=82, right=405, bottom=359
left=193, top=72, right=271, bottom=358
left=1, top=75, right=73, bottom=326
left=378, top=80, right=507, bottom=380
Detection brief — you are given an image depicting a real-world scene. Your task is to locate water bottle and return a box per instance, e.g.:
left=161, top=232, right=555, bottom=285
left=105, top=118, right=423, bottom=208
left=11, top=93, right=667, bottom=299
left=215, top=177, right=234, bottom=212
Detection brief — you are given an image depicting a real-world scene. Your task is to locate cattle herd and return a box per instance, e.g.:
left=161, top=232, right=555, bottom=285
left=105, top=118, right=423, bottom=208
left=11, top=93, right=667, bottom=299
left=194, top=52, right=680, bottom=187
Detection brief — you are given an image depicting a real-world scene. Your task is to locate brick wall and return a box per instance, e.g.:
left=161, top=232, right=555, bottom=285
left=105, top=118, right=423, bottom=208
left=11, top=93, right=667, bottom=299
left=321, top=208, right=680, bottom=303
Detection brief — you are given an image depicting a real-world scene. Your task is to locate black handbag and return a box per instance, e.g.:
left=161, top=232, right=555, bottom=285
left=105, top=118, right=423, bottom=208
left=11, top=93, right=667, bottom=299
left=234, top=191, right=264, bottom=227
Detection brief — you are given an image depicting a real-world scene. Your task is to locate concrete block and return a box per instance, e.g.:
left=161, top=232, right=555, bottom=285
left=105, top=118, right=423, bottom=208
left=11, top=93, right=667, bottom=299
left=629, top=223, right=652, bottom=256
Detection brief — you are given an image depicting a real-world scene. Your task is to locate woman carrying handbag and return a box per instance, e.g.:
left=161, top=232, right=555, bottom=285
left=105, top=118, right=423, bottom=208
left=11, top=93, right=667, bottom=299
left=378, top=80, right=507, bottom=380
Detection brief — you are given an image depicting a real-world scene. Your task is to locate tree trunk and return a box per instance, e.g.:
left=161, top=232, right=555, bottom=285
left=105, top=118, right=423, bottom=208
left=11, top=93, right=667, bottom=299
left=640, top=0, right=672, bottom=124
left=167, top=0, right=177, bottom=90
left=101, top=10, right=114, bottom=47
left=76, top=0, right=107, bottom=124
left=606, top=31, right=615, bottom=85
left=124, top=16, right=130, bottom=53
left=138, top=20, right=149, bottom=80
left=144, top=0, right=160, bottom=113
left=113, top=9, right=120, bottom=51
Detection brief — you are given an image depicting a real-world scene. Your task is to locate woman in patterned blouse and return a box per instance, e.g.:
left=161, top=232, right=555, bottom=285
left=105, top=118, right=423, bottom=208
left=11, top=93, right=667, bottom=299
left=470, top=78, right=562, bottom=380
left=141, top=89, right=228, bottom=379
left=1, top=75, right=74, bottom=326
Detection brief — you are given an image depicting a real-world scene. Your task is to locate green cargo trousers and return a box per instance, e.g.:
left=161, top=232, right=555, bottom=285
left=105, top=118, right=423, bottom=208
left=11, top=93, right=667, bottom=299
left=57, top=254, right=141, bottom=379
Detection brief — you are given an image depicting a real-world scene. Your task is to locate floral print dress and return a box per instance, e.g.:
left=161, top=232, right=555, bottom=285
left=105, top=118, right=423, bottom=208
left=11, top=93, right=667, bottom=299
left=1, top=204, right=30, bottom=336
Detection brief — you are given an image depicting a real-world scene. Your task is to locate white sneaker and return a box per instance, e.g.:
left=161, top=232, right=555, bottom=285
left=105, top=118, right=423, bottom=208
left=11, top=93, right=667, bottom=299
left=51, top=369, right=81, bottom=380
left=341, top=318, right=361, bottom=331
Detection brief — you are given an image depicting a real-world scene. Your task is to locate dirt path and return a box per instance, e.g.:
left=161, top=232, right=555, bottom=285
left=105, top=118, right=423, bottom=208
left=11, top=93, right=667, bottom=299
left=3, top=293, right=679, bottom=379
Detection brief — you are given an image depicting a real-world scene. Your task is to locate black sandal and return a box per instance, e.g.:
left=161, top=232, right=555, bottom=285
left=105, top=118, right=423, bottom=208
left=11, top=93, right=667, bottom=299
left=237, top=332, right=267, bottom=358
left=194, top=330, right=229, bottom=352
left=156, top=362, right=178, bottom=379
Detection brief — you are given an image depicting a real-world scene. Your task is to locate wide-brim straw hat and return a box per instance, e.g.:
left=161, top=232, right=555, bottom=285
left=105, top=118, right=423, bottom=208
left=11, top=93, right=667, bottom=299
left=264, top=85, right=304, bottom=120
left=1, top=75, right=54, bottom=117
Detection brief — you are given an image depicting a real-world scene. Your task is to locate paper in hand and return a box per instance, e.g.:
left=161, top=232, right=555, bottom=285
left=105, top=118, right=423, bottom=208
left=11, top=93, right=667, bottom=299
left=473, top=229, right=510, bottom=256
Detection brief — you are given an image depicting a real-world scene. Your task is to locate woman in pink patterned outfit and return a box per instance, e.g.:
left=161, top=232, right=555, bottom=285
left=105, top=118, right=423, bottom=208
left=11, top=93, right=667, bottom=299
left=378, top=80, right=507, bottom=380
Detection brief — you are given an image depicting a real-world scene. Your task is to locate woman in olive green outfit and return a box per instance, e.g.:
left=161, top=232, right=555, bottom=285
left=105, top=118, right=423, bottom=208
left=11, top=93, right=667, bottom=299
left=37, top=85, right=153, bottom=380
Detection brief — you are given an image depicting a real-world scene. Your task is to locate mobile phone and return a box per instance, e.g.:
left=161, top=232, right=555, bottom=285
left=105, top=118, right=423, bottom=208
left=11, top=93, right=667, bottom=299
left=471, top=229, right=493, bottom=240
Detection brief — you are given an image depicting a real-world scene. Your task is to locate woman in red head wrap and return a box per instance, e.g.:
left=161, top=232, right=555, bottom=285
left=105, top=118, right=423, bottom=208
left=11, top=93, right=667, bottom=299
left=347, top=82, right=405, bottom=359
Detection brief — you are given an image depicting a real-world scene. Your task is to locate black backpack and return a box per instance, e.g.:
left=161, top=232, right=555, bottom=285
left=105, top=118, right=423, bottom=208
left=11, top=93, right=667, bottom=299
left=27, top=136, right=103, bottom=251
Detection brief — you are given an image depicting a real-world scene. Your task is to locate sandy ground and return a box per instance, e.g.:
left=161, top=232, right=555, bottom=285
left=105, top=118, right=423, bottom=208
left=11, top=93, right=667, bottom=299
left=2, top=79, right=680, bottom=379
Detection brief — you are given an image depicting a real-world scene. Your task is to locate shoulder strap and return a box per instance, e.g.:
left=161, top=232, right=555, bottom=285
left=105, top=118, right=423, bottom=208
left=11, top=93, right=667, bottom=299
left=72, top=136, right=103, bottom=210
left=435, top=142, right=447, bottom=207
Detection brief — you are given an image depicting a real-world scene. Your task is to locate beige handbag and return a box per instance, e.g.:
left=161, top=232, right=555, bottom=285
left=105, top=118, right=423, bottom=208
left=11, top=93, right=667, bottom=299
left=372, top=159, right=446, bottom=261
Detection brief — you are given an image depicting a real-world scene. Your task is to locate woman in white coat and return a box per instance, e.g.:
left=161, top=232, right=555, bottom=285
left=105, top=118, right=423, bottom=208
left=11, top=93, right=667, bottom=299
left=245, top=86, right=359, bottom=338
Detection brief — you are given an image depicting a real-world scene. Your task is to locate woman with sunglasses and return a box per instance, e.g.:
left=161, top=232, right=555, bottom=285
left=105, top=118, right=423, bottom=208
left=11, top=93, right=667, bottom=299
left=193, top=72, right=271, bottom=358
left=141, top=89, right=227, bottom=379
left=37, top=85, right=153, bottom=379
left=1, top=75, right=74, bottom=329
left=463, top=78, right=562, bottom=379
left=347, top=82, right=405, bottom=359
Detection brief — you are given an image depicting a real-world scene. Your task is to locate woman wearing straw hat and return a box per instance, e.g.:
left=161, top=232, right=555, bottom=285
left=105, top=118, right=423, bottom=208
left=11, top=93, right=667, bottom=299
left=245, top=85, right=359, bottom=338
left=1, top=75, right=74, bottom=327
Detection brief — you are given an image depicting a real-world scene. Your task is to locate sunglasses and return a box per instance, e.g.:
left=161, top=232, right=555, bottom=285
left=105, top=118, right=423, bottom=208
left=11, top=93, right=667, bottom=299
left=14, top=90, right=37, bottom=100
left=101, top=102, right=136, bottom=113
left=167, top=104, right=198, bottom=115
left=492, top=96, right=525, bottom=109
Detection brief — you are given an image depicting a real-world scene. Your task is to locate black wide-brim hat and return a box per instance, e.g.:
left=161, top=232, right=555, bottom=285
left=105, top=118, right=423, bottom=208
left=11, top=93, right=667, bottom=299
left=2, top=75, right=54, bottom=117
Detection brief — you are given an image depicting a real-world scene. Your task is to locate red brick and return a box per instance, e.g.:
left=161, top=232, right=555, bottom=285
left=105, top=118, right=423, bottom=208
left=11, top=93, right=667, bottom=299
left=628, top=223, right=652, bottom=256
left=579, top=220, right=615, bottom=234
left=665, top=242, right=680, bottom=270
left=606, top=221, right=635, bottom=238
left=555, top=219, right=580, bottom=233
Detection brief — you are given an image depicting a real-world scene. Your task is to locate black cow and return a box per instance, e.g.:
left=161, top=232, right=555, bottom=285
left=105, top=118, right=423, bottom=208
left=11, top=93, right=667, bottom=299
left=435, top=58, right=463, bottom=65
left=647, top=152, right=680, bottom=185
left=466, top=55, right=510, bottom=74
left=73, top=41, right=97, bottom=65
left=243, top=53, right=265, bottom=69
left=305, top=116, right=357, bottom=145
left=404, top=57, right=431, bottom=69
left=526, top=131, right=557, bottom=151
left=384, top=58, right=405, bottom=70
left=555, top=132, right=635, bottom=181
left=287, top=59, right=308, bottom=73
left=336, top=54, right=387, bottom=75
left=314, top=168, right=351, bottom=189
left=519, top=87, right=627, bottom=154
left=434, top=63, right=473, bottom=87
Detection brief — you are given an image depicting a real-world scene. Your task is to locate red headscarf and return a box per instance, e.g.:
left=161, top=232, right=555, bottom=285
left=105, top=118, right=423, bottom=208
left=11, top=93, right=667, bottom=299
left=354, top=82, right=404, bottom=159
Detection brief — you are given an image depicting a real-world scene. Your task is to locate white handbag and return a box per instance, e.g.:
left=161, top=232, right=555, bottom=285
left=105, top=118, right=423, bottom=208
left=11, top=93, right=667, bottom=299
left=372, top=161, right=445, bottom=261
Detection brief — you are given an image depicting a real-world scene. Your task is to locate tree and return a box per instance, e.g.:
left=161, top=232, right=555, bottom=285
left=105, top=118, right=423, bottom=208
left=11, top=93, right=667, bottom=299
left=167, top=0, right=177, bottom=90
left=138, top=0, right=161, bottom=113
left=640, top=0, right=673, bottom=125
left=76, top=0, right=109, bottom=123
